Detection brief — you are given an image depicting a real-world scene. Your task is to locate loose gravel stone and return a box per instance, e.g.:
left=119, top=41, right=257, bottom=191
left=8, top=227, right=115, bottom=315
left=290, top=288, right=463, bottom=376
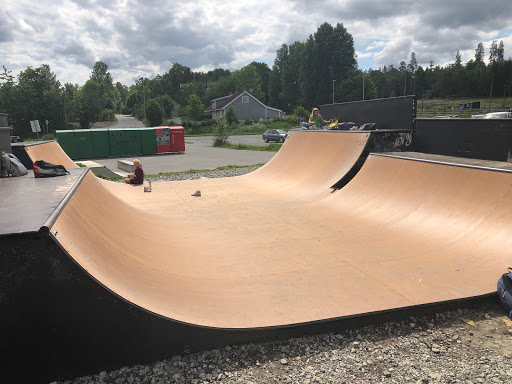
left=143, top=166, right=262, bottom=183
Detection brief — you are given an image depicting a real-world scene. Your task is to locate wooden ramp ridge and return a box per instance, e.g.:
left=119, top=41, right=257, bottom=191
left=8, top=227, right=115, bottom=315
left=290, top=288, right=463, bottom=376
left=49, top=131, right=511, bottom=329
left=24, top=140, right=79, bottom=169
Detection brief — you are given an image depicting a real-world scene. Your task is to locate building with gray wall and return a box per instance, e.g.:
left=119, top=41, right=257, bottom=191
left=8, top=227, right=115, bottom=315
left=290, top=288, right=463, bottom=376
left=205, top=91, right=283, bottom=120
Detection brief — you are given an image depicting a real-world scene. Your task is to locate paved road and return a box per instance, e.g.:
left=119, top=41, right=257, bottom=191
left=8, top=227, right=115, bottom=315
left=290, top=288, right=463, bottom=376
left=191, top=134, right=267, bottom=146
left=91, top=114, right=145, bottom=129
left=92, top=135, right=276, bottom=174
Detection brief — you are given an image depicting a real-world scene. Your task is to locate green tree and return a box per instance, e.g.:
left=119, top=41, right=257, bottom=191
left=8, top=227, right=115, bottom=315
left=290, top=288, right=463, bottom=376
left=0, top=64, right=65, bottom=136
left=232, top=64, right=264, bottom=100
left=475, top=42, right=485, bottom=65
left=455, top=51, right=462, bottom=67
left=81, top=79, right=102, bottom=127
left=183, top=94, right=205, bottom=123
left=145, top=98, right=163, bottom=126
left=338, top=70, right=377, bottom=102
left=497, top=40, right=505, bottom=63
left=225, top=105, right=238, bottom=128
left=489, top=40, right=499, bottom=65
left=293, top=106, right=308, bottom=120
left=408, top=52, right=418, bottom=72
left=249, top=62, right=271, bottom=103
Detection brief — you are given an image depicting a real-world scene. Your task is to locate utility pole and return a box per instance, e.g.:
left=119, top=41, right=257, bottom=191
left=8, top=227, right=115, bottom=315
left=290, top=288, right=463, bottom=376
left=63, top=91, right=67, bottom=127
left=332, top=79, right=336, bottom=104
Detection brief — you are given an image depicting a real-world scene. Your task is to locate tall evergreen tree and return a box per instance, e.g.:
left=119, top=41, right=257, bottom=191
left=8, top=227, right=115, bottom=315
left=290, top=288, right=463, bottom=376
left=497, top=40, right=505, bottom=63
left=475, top=42, right=485, bottom=64
left=489, top=40, right=499, bottom=65
left=408, top=52, right=418, bottom=72
left=455, top=51, right=462, bottom=67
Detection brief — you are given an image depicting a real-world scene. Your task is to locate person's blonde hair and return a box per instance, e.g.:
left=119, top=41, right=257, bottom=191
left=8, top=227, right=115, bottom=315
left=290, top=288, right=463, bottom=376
left=133, top=159, right=140, bottom=166
left=311, top=107, right=319, bottom=116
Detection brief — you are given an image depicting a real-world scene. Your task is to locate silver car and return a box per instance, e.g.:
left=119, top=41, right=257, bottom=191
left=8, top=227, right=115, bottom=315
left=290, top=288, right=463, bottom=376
left=262, top=129, right=286, bottom=143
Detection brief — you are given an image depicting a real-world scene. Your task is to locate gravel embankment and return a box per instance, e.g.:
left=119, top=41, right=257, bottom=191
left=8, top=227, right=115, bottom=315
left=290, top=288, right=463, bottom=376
left=58, top=301, right=512, bottom=384
left=64, top=168, right=512, bottom=384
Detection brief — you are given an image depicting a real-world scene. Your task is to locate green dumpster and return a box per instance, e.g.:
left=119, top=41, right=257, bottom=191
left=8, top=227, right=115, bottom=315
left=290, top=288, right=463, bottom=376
left=74, top=129, right=94, bottom=159
left=56, top=130, right=77, bottom=159
left=91, top=129, right=110, bottom=158
left=124, top=128, right=142, bottom=156
left=108, top=128, right=126, bottom=157
left=140, top=128, right=157, bottom=155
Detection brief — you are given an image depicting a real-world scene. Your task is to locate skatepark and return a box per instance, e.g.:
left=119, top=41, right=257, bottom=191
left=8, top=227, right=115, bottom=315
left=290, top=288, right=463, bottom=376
left=2, top=96, right=512, bottom=382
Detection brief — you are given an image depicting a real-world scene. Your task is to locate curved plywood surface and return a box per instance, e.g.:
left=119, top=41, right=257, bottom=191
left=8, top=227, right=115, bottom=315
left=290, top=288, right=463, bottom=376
left=50, top=132, right=512, bottom=329
left=25, top=141, right=78, bottom=169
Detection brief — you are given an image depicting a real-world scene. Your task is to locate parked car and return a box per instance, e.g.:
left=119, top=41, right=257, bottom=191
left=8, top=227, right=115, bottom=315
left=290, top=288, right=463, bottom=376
left=483, top=112, right=512, bottom=119
left=10, top=136, right=23, bottom=143
left=262, top=129, right=286, bottom=143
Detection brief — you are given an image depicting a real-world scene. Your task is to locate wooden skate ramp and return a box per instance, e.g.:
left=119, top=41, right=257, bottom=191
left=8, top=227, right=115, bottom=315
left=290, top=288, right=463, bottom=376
left=50, top=132, right=511, bottom=329
left=25, top=140, right=78, bottom=169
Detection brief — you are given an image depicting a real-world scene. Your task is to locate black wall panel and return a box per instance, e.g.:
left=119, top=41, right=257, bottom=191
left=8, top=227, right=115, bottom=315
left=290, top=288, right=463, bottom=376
left=320, top=96, right=416, bottom=131
left=415, top=119, right=512, bottom=162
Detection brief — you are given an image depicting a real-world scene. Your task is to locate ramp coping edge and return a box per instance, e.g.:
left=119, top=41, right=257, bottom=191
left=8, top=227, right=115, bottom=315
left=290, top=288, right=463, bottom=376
left=371, top=152, right=512, bottom=174
left=40, top=168, right=90, bottom=233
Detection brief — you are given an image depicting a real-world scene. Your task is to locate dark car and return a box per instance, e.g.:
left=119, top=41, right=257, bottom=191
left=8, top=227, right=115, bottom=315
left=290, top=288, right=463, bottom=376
left=262, top=129, right=286, bottom=143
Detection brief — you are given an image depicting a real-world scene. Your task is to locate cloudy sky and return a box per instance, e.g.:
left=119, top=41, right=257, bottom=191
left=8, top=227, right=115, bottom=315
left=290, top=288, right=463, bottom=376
left=1, top=0, right=511, bottom=86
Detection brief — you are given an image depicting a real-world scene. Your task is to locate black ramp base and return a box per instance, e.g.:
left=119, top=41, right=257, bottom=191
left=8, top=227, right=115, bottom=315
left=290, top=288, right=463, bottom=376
left=0, top=231, right=495, bottom=383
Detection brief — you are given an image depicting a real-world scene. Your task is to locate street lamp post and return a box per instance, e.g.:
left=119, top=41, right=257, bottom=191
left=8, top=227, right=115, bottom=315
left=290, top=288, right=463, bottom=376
left=363, top=71, right=365, bottom=101
left=142, top=78, right=147, bottom=126
left=332, top=79, right=336, bottom=104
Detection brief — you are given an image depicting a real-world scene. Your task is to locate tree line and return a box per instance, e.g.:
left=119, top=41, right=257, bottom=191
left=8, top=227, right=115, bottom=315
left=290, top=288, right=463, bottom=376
left=0, top=22, right=510, bottom=137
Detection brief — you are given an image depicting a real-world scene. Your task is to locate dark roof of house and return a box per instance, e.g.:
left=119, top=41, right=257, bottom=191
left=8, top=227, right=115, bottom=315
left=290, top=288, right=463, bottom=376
left=204, top=92, right=241, bottom=112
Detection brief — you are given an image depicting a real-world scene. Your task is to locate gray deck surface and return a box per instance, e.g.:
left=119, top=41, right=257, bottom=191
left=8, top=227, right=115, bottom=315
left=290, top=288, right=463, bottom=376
left=378, top=152, right=512, bottom=172
left=0, top=168, right=86, bottom=236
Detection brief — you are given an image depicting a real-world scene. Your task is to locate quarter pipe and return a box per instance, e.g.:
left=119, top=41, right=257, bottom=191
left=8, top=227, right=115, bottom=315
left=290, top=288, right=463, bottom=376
left=1, top=130, right=510, bottom=382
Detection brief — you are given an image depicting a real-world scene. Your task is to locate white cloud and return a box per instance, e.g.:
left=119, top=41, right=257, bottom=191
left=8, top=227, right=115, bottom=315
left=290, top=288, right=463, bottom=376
left=1, top=0, right=511, bottom=85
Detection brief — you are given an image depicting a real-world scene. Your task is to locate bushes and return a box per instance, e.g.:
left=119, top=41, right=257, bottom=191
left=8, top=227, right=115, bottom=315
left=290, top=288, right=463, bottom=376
left=225, top=106, right=239, bottom=129
left=100, top=109, right=116, bottom=121
left=213, top=119, right=229, bottom=146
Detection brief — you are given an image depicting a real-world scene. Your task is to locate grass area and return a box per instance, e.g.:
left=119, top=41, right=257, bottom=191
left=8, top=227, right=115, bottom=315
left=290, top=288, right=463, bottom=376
left=213, top=142, right=283, bottom=151
left=24, top=133, right=56, bottom=142
left=183, top=117, right=298, bottom=136
left=417, top=97, right=512, bottom=118
left=93, top=164, right=265, bottom=182
left=76, top=162, right=86, bottom=167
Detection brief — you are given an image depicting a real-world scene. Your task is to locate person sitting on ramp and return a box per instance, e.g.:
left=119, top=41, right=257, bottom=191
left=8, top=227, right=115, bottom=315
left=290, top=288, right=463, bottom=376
left=124, top=159, right=144, bottom=185
left=307, top=107, right=332, bottom=129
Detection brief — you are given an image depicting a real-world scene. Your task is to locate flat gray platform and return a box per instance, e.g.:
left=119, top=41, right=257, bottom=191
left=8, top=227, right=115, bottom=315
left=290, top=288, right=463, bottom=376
left=378, top=152, right=512, bottom=172
left=0, top=168, right=87, bottom=236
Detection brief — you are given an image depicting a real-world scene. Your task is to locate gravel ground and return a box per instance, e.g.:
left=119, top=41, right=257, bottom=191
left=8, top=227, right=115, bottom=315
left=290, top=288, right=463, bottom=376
left=57, top=301, right=512, bottom=384
left=143, top=166, right=262, bottom=182
left=61, top=169, right=512, bottom=384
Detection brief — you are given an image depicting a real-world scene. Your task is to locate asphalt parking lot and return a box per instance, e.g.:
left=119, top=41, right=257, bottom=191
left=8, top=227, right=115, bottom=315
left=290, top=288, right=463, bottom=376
left=91, top=135, right=276, bottom=174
